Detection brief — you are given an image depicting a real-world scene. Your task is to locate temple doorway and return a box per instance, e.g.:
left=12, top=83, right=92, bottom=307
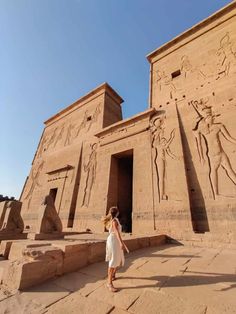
left=107, top=150, right=133, bottom=233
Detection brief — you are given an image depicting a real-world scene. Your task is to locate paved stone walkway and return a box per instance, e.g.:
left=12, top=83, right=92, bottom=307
left=0, top=244, right=236, bottom=313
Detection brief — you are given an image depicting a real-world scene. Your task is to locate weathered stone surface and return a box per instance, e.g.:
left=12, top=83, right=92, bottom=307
left=0, top=201, right=24, bottom=236
left=129, top=289, right=207, bottom=314
left=2, top=244, right=63, bottom=290
left=87, top=241, right=106, bottom=264
left=53, top=271, right=105, bottom=295
left=46, top=293, right=114, bottom=314
left=88, top=282, right=140, bottom=310
left=8, top=241, right=52, bottom=261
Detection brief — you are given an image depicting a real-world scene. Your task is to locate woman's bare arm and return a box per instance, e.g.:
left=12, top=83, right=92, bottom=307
left=113, top=220, right=125, bottom=249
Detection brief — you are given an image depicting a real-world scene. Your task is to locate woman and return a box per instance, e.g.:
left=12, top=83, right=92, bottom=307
left=102, top=207, right=126, bottom=292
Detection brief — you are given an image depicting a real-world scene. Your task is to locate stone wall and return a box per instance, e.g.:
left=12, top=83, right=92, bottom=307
left=148, top=2, right=236, bottom=242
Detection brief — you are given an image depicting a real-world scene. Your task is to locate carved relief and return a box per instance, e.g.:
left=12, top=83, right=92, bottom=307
left=54, top=125, right=65, bottom=147
left=46, top=127, right=58, bottom=149
left=24, top=160, right=44, bottom=209
left=82, top=143, right=98, bottom=207
left=191, top=98, right=236, bottom=198
left=37, top=136, right=48, bottom=158
left=150, top=116, right=179, bottom=202
left=216, top=32, right=236, bottom=79
left=156, top=70, right=178, bottom=98
left=75, top=103, right=101, bottom=137
left=180, top=55, right=206, bottom=80
left=36, top=103, right=102, bottom=156
left=64, top=123, right=75, bottom=146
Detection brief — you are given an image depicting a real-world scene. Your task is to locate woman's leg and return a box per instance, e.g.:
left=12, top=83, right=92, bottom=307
left=112, top=267, right=117, bottom=280
left=107, top=267, right=114, bottom=284
left=107, top=267, right=118, bottom=292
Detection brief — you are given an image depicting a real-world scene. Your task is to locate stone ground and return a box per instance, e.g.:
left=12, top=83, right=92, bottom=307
left=0, top=244, right=235, bottom=314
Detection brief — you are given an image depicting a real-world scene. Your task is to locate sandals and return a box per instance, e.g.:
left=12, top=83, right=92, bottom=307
left=106, top=283, right=118, bottom=292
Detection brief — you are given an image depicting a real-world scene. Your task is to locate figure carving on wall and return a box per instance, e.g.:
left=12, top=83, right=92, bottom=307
left=151, top=116, right=179, bottom=202
left=24, top=160, right=44, bottom=208
left=46, top=128, right=58, bottom=149
left=75, top=104, right=101, bottom=138
left=82, top=143, right=98, bottom=207
left=75, top=110, right=89, bottom=137
left=156, top=70, right=177, bottom=95
left=37, top=136, right=48, bottom=158
left=192, top=100, right=236, bottom=198
left=180, top=55, right=206, bottom=79
left=216, top=32, right=236, bottom=79
left=87, top=103, right=101, bottom=131
left=64, top=123, right=75, bottom=146
left=53, top=125, right=65, bottom=147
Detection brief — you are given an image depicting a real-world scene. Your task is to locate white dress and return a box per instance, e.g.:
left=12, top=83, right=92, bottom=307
left=105, top=218, right=125, bottom=268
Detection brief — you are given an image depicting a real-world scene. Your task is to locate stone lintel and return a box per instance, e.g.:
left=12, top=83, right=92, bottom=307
left=46, top=164, right=73, bottom=175
left=95, top=108, right=157, bottom=139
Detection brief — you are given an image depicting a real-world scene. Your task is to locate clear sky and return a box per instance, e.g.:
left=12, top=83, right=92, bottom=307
left=0, top=0, right=232, bottom=198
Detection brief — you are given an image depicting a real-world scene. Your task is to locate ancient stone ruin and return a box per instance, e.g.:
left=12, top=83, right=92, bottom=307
left=0, top=200, right=25, bottom=239
left=17, top=2, right=236, bottom=245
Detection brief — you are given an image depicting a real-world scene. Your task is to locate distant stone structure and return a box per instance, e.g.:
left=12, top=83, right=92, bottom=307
left=0, top=200, right=24, bottom=233
left=20, top=2, right=236, bottom=244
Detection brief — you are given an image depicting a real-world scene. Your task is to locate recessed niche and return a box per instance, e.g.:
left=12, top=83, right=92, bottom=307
left=171, top=69, right=181, bottom=79
left=87, top=116, right=92, bottom=121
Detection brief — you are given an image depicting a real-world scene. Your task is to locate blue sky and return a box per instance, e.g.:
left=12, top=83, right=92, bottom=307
left=0, top=0, right=232, bottom=198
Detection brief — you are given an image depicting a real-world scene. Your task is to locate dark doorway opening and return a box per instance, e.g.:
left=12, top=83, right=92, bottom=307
left=49, top=188, right=58, bottom=204
left=107, top=150, right=133, bottom=233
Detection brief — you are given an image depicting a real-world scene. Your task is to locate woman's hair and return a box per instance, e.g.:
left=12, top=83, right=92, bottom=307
left=101, top=206, right=119, bottom=227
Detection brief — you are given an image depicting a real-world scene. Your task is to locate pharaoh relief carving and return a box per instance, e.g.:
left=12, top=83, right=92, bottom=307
left=82, top=143, right=98, bottom=207
left=156, top=70, right=179, bottom=99
left=216, top=32, right=236, bottom=79
left=180, top=55, right=206, bottom=80
left=75, top=103, right=101, bottom=137
left=36, top=104, right=101, bottom=157
left=155, top=32, right=236, bottom=99
left=24, top=160, right=44, bottom=209
left=190, top=98, right=236, bottom=199
left=150, top=115, right=179, bottom=202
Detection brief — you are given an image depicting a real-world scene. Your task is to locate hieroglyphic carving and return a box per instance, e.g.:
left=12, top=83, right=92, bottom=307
left=216, top=32, right=236, bottom=79
left=75, top=103, right=101, bottom=137
left=180, top=55, right=206, bottom=80
left=46, top=127, right=58, bottom=149
left=37, top=136, right=48, bottom=158
left=75, top=110, right=89, bottom=137
left=82, top=143, right=98, bottom=207
left=54, top=124, right=65, bottom=147
left=150, top=115, right=179, bottom=202
left=156, top=70, right=177, bottom=98
left=191, top=99, right=236, bottom=198
left=64, top=123, right=75, bottom=146
left=24, top=160, right=44, bottom=209
left=36, top=104, right=102, bottom=156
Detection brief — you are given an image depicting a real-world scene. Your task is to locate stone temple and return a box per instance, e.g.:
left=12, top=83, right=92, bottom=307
left=20, top=2, right=236, bottom=244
